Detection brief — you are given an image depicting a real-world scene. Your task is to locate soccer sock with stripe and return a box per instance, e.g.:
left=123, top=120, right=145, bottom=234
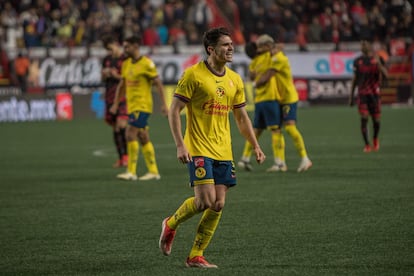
left=142, top=142, right=159, bottom=174
left=189, top=208, right=222, bottom=258
left=241, top=141, right=252, bottom=162
left=119, top=127, right=127, bottom=157
left=114, top=128, right=127, bottom=159
left=271, top=131, right=285, bottom=164
left=167, top=197, right=200, bottom=230
left=285, top=124, right=308, bottom=158
left=360, top=118, right=370, bottom=145
left=127, top=140, right=139, bottom=174
left=373, top=119, right=380, bottom=140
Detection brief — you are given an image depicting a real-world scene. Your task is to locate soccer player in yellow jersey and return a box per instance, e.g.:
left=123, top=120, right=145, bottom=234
left=110, top=35, right=168, bottom=181
left=237, top=36, right=286, bottom=172
left=256, top=35, right=312, bottom=172
left=159, top=27, right=265, bottom=268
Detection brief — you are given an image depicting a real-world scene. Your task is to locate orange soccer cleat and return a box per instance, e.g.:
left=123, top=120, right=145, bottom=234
left=159, top=217, right=176, bottom=256
left=185, top=256, right=218, bottom=269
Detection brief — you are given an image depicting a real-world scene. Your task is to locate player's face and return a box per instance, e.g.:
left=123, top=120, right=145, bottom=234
left=105, top=43, right=116, bottom=56
left=211, top=35, right=234, bottom=63
left=123, top=42, right=137, bottom=58
left=361, top=40, right=371, bottom=54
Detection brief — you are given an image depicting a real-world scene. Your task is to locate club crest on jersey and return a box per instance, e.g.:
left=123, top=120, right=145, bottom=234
left=216, top=87, right=225, bottom=98
left=283, top=105, right=291, bottom=115
left=194, top=157, right=204, bottom=167
left=195, top=167, right=206, bottom=178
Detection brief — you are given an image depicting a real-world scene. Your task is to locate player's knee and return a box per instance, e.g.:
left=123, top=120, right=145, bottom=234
left=137, top=131, right=149, bottom=144
left=195, top=198, right=214, bottom=211
left=213, top=200, right=225, bottom=212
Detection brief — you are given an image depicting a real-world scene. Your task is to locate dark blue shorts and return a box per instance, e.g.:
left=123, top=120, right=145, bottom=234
left=188, top=156, right=236, bottom=187
left=128, top=111, right=150, bottom=128
left=253, top=101, right=281, bottom=130
left=281, top=102, right=297, bottom=122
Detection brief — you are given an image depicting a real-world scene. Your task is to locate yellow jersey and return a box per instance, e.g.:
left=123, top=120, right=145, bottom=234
left=269, top=51, right=298, bottom=104
left=250, top=52, right=281, bottom=102
left=174, top=61, right=246, bottom=160
left=121, top=56, right=159, bottom=113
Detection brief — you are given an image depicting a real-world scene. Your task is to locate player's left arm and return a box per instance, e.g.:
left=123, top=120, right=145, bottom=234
left=152, top=76, right=169, bottom=116
left=233, top=107, right=265, bottom=164
left=376, top=56, right=388, bottom=80
left=349, top=60, right=359, bottom=106
left=109, top=68, right=122, bottom=80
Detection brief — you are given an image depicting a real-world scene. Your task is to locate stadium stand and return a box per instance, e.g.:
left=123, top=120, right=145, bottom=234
left=0, top=0, right=412, bottom=103
left=0, top=0, right=412, bottom=48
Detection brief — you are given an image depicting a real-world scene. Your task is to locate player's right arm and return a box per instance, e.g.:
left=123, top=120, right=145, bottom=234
left=101, top=57, right=111, bottom=80
left=109, top=78, right=125, bottom=114
left=255, top=68, right=276, bottom=87
left=168, top=97, right=191, bottom=164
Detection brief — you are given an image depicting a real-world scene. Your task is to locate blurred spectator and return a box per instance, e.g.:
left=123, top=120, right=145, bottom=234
left=281, top=8, right=298, bottom=43
left=139, top=0, right=155, bottom=30
left=355, top=14, right=372, bottom=40
left=220, top=0, right=240, bottom=29
left=156, top=22, right=169, bottom=45
left=340, top=21, right=355, bottom=42
left=78, top=0, right=91, bottom=21
left=0, top=0, right=412, bottom=49
left=263, top=2, right=283, bottom=38
left=186, top=0, right=213, bottom=35
left=237, top=0, right=259, bottom=42
left=168, top=19, right=186, bottom=51
left=350, top=0, right=366, bottom=25
left=1, top=2, right=21, bottom=49
left=107, top=1, right=124, bottom=27
left=21, top=6, right=40, bottom=47
left=13, top=52, right=30, bottom=93
left=307, top=16, right=322, bottom=43
left=0, top=44, right=10, bottom=82
left=73, top=20, right=88, bottom=46
left=185, top=23, right=201, bottom=45
left=143, top=23, right=161, bottom=46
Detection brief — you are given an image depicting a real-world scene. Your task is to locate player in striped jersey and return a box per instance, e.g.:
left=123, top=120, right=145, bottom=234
left=350, top=39, right=388, bottom=152
left=101, top=35, right=128, bottom=168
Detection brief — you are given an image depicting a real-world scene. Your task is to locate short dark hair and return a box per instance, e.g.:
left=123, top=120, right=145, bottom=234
left=101, top=34, right=116, bottom=49
left=202, top=27, right=231, bottom=55
left=124, top=35, right=142, bottom=45
left=244, top=41, right=257, bottom=59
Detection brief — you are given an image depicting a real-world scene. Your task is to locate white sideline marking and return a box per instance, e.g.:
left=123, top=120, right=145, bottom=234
left=92, top=143, right=176, bottom=159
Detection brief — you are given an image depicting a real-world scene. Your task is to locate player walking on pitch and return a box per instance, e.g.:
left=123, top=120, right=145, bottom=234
left=255, top=34, right=312, bottom=172
left=350, top=39, right=388, bottom=152
left=110, top=35, right=168, bottom=181
left=159, top=27, right=265, bottom=268
left=101, top=35, right=128, bottom=168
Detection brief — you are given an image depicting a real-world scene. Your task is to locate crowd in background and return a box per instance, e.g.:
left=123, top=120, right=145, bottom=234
left=0, top=0, right=413, bottom=50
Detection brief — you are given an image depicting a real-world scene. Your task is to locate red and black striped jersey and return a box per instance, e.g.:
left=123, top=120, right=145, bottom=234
left=102, top=54, right=125, bottom=104
left=353, top=55, right=385, bottom=96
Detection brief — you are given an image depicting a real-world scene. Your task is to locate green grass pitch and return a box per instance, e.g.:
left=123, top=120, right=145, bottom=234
left=1, top=106, right=413, bottom=275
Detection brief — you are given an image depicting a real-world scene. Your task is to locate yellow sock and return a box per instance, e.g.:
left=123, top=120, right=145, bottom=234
left=272, top=131, right=285, bottom=163
left=167, top=197, right=200, bottom=230
left=241, top=141, right=252, bottom=161
left=285, top=125, right=307, bottom=158
left=142, top=142, right=159, bottom=174
left=189, top=208, right=222, bottom=258
left=127, top=141, right=139, bottom=174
